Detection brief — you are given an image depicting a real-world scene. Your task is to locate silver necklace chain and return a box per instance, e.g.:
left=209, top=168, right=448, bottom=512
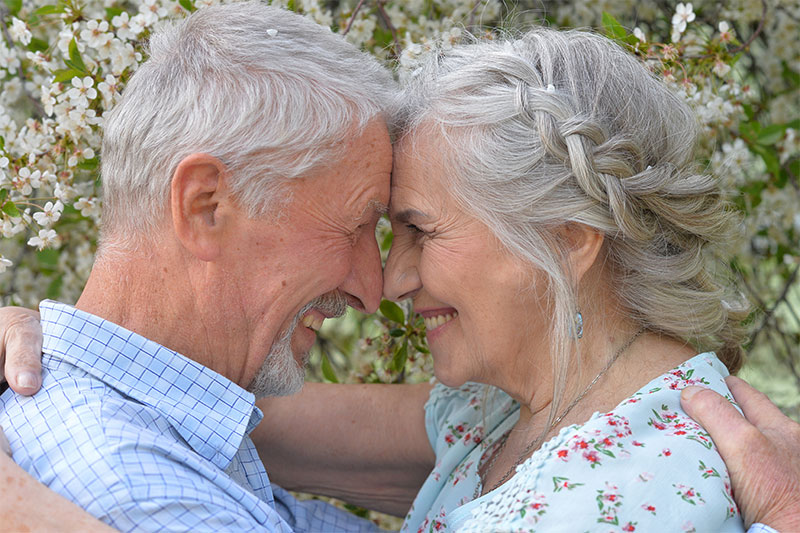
left=473, top=327, right=646, bottom=499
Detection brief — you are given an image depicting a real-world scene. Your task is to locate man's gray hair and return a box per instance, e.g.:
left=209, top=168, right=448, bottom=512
left=100, top=1, right=396, bottom=244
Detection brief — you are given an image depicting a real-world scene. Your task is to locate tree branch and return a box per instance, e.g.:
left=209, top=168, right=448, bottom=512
left=376, top=0, right=401, bottom=58
left=342, top=0, right=367, bottom=36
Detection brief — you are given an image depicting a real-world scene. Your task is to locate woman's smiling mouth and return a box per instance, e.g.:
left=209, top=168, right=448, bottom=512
left=421, top=309, right=459, bottom=332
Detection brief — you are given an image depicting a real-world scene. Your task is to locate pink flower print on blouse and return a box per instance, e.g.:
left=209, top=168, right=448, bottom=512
left=698, top=460, right=720, bottom=479
left=443, top=422, right=484, bottom=448
left=673, top=483, right=706, bottom=506
left=427, top=507, right=447, bottom=532
left=661, top=367, right=710, bottom=391
left=722, top=480, right=737, bottom=519
left=516, top=489, right=548, bottom=525
left=641, top=503, right=657, bottom=516
left=448, top=460, right=474, bottom=486
left=554, top=414, right=633, bottom=468
left=595, top=482, right=627, bottom=527
left=648, top=404, right=713, bottom=448
left=551, top=476, right=585, bottom=492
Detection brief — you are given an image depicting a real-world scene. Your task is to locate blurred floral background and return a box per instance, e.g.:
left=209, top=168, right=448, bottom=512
left=0, top=0, right=797, bottom=447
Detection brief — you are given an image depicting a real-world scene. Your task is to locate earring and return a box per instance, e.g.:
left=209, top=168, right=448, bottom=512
left=574, top=311, right=583, bottom=339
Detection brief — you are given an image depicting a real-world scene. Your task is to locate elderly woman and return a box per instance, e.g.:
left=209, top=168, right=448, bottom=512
left=377, top=27, right=747, bottom=531
left=2, top=26, right=799, bottom=532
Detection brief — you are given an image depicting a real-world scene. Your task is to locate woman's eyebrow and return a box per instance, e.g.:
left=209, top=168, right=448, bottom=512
left=392, top=208, right=430, bottom=224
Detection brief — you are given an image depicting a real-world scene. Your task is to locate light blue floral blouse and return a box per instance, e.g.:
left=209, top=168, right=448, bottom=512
left=401, top=353, right=745, bottom=532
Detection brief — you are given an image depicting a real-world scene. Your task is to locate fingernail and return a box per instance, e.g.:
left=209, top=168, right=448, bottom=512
left=16, top=371, right=39, bottom=391
left=681, top=386, right=700, bottom=401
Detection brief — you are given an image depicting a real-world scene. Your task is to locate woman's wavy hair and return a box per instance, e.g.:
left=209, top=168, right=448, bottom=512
left=395, top=27, right=749, bottom=422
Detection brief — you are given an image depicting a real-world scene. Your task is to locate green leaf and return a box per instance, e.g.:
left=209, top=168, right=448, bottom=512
left=105, top=6, right=124, bottom=18
left=748, top=143, right=781, bottom=176
left=1, top=201, right=20, bottom=217
left=52, top=68, right=84, bottom=83
left=77, top=157, right=99, bottom=170
left=388, top=327, right=405, bottom=337
left=0, top=189, right=7, bottom=204
left=380, top=229, right=393, bottom=252
left=37, top=248, right=59, bottom=266
left=34, top=4, right=66, bottom=15
left=756, top=124, right=788, bottom=146
left=178, top=0, right=195, bottom=12
left=66, top=38, right=88, bottom=73
left=4, top=0, right=22, bottom=16
left=782, top=61, right=800, bottom=86
left=27, top=37, right=49, bottom=53
left=320, top=352, right=339, bottom=383
left=379, top=299, right=405, bottom=324
left=601, top=12, right=627, bottom=40
left=391, top=340, right=408, bottom=372
left=413, top=343, right=430, bottom=354
left=45, top=275, right=63, bottom=299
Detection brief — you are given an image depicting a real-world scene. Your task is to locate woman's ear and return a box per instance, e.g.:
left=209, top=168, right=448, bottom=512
left=170, top=153, right=230, bottom=262
left=561, top=222, right=605, bottom=284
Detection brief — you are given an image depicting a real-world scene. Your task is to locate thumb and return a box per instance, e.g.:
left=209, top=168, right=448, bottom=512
left=680, top=385, right=757, bottom=459
left=0, top=308, right=43, bottom=396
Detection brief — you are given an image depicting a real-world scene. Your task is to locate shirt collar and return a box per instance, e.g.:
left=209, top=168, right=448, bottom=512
left=39, top=300, right=264, bottom=471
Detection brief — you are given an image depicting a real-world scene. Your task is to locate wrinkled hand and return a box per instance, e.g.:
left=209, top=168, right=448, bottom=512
left=681, top=376, right=800, bottom=530
left=0, top=307, right=43, bottom=395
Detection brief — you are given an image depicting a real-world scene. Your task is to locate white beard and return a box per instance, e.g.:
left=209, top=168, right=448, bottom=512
left=246, top=291, right=347, bottom=398
left=247, top=315, right=306, bottom=398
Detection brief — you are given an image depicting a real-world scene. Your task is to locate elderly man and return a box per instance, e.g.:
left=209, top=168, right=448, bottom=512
left=0, top=2, right=397, bottom=531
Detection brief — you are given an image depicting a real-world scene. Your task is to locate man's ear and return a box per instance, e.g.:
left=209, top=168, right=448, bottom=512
left=170, top=153, right=230, bottom=262
left=561, top=222, right=605, bottom=285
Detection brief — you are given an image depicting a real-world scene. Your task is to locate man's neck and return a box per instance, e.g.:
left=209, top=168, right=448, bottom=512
left=75, top=247, right=219, bottom=377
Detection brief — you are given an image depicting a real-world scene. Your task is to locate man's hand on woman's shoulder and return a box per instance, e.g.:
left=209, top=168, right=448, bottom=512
left=0, top=306, right=42, bottom=395
left=681, top=376, right=800, bottom=531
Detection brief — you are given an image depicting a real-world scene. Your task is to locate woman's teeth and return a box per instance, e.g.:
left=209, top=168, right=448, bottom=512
left=423, top=312, right=458, bottom=331
left=302, top=314, right=324, bottom=331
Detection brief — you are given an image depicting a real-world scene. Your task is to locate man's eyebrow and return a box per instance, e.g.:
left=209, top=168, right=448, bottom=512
left=368, top=199, right=388, bottom=215
left=393, top=208, right=429, bottom=224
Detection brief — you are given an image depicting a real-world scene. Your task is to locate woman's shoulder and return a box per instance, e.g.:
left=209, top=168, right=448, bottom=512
left=457, top=353, right=745, bottom=532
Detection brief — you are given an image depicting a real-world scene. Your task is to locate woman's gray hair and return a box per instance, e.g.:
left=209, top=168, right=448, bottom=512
left=100, top=1, right=396, bottom=244
left=397, top=28, right=748, bottom=418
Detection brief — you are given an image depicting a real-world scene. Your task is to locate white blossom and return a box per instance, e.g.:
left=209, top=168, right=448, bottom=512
left=27, top=228, right=59, bottom=249
left=718, top=21, right=734, bottom=43
left=9, top=18, right=32, bottom=46
left=33, top=201, right=64, bottom=226
left=713, top=58, right=731, bottom=77
left=633, top=27, right=646, bottom=42
left=80, top=20, right=113, bottom=49
left=0, top=255, right=12, bottom=273
left=68, top=76, right=98, bottom=108
left=112, top=12, right=144, bottom=41
left=13, top=167, right=42, bottom=195
left=138, top=0, right=167, bottom=26
left=672, top=3, right=696, bottom=34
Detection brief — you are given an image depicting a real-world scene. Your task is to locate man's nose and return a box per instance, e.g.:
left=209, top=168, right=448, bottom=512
left=338, top=231, right=384, bottom=314
left=383, top=242, right=421, bottom=303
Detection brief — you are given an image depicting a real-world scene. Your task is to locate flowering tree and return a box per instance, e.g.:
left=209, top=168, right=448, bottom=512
left=0, top=0, right=798, bottom=420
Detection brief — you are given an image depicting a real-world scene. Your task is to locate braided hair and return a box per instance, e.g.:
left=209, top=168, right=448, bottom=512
left=395, top=27, right=748, bottom=419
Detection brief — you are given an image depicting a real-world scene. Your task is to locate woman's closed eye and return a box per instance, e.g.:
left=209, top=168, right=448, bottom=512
left=405, top=223, right=433, bottom=241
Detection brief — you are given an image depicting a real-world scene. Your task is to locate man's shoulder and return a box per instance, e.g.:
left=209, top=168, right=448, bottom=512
left=0, top=366, right=281, bottom=531
left=0, top=358, right=195, bottom=481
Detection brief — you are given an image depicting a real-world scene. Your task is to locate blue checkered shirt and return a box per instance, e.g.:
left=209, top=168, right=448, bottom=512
left=0, top=300, right=380, bottom=532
